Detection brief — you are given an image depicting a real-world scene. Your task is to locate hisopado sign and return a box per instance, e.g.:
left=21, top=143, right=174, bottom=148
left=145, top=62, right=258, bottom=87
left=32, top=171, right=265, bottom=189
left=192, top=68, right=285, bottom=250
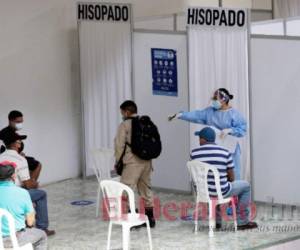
left=187, top=7, right=247, bottom=28
left=77, top=2, right=130, bottom=22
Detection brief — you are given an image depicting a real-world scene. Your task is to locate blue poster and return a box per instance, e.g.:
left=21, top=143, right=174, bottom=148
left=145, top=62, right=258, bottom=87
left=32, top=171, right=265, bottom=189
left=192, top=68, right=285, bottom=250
left=151, top=48, right=178, bottom=97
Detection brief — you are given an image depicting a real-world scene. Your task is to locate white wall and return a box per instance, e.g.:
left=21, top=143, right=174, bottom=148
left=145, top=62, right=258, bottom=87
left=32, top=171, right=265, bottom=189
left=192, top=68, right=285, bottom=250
left=0, top=0, right=82, bottom=184
left=134, top=16, right=174, bottom=30
left=133, top=32, right=190, bottom=191
left=251, top=37, right=300, bottom=205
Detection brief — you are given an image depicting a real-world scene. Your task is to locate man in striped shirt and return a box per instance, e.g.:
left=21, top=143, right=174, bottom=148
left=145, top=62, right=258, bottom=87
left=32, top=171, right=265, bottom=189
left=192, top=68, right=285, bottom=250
left=190, top=127, right=257, bottom=230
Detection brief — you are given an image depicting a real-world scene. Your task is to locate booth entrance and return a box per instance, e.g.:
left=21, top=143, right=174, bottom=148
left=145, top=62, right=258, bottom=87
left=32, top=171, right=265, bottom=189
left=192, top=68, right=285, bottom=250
left=133, top=30, right=190, bottom=191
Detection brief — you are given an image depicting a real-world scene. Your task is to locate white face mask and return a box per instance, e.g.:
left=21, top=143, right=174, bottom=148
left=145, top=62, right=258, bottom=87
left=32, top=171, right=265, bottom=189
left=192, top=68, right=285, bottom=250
left=15, top=123, right=23, bottom=130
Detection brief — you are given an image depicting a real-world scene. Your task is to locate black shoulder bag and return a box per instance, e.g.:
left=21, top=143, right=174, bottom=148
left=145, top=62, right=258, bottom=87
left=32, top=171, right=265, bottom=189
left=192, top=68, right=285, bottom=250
left=114, top=144, right=127, bottom=176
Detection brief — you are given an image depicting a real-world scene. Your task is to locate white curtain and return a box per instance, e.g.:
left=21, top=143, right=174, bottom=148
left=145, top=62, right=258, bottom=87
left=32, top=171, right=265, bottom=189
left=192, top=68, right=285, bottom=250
left=188, top=26, right=250, bottom=181
left=275, top=0, right=300, bottom=18
left=79, top=21, right=132, bottom=176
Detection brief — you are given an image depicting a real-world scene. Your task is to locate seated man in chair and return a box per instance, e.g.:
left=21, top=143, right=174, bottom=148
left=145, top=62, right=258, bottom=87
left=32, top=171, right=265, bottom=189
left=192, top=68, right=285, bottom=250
left=0, top=161, right=47, bottom=250
left=190, top=127, right=257, bottom=230
left=0, top=132, right=55, bottom=236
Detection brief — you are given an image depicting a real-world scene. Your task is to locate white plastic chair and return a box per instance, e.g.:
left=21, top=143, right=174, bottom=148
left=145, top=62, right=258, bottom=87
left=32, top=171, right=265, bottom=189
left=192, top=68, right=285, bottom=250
left=100, top=180, right=153, bottom=250
left=0, top=208, right=33, bottom=250
left=187, top=160, right=237, bottom=237
left=91, top=148, right=120, bottom=217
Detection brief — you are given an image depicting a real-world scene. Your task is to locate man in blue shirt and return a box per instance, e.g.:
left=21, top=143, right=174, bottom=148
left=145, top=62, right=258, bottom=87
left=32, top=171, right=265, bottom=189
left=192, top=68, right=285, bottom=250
left=0, top=161, right=47, bottom=249
left=0, top=132, right=55, bottom=236
left=190, top=127, right=257, bottom=230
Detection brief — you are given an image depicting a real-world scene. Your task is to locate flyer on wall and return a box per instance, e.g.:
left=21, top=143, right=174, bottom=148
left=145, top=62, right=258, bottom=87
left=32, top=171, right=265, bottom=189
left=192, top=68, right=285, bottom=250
left=151, top=48, right=178, bottom=97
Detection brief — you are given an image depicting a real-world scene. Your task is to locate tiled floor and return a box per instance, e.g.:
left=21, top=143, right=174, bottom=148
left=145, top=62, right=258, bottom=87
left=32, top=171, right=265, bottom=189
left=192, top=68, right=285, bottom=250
left=44, top=179, right=300, bottom=250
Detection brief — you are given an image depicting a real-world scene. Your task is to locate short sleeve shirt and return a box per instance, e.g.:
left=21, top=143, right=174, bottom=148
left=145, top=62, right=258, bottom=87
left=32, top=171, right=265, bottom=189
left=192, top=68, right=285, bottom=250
left=0, top=181, right=34, bottom=236
left=0, top=150, right=30, bottom=186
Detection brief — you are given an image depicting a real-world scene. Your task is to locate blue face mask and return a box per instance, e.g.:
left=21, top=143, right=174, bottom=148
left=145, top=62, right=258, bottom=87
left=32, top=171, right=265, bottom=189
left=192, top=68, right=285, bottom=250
left=211, top=100, right=222, bottom=110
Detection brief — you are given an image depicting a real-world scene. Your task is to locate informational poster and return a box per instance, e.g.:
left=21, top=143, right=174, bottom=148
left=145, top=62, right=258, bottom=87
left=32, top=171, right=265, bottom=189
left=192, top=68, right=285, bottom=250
left=151, top=48, right=178, bottom=96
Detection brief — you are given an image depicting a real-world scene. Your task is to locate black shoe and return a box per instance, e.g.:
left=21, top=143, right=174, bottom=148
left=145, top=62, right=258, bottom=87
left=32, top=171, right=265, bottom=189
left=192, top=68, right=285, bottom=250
left=131, top=223, right=147, bottom=230
left=145, top=207, right=156, bottom=228
left=43, top=229, right=56, bottom=236
left=237, top=222, right=258, bottom=230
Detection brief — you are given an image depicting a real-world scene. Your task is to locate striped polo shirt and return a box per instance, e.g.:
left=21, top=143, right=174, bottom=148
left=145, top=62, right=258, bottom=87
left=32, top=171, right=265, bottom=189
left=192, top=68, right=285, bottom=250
left=190, top=143, right=234, bottom=197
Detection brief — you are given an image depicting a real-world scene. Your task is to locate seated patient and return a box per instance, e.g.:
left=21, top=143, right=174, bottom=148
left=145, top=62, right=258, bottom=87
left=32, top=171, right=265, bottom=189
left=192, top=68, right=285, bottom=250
left=190, top=127, right=258, bottom=230
left=0, top=132, right=55, bottom=236
left=0, top=110, right=42, bottom=181
left=0, top=161, right=47, bottom=250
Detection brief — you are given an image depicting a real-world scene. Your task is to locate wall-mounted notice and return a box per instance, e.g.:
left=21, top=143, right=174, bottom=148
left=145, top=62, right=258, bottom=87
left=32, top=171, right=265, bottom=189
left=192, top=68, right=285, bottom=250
left=77, top=2, right=130, bottom=22
left=151, top=48, right=178, bottom=97
left=187, top=7, right=246, bottom=29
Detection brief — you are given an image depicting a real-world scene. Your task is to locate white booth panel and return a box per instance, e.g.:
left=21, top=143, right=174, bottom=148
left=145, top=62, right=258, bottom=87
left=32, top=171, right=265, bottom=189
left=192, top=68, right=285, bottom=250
left=251, top=37, right=300, bottom=205
left=134, top=16, right=174, bottom=30
left=251, top=20, right=284, bottom=35
left=133, top=32, right=190, bottom=192
left=286, top=19, right=300, bottom=36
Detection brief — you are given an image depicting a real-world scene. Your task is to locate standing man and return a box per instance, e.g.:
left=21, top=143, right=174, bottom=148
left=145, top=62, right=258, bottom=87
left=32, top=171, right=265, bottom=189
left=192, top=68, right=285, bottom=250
left=0, top=132, right=55, bottom=236
left=115, top=100, right=156, bottom=228
left=0, top=110, right=42, bottom=181
left=0, top=161, right=47, bottom=250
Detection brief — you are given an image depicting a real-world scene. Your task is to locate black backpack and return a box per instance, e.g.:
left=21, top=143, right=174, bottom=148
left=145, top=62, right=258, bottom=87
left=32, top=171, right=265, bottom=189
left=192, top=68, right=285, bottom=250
left=128, top=116, right=162, bottom=160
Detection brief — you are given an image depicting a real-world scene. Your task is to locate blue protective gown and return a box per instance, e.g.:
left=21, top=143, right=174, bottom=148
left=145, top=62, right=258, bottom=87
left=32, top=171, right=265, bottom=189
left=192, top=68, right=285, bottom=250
left=179, top=107, right=247, bottom=180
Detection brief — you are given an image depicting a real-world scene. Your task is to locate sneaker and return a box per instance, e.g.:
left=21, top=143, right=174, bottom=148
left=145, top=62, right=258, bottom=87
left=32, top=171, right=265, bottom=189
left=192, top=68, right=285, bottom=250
left=237, top=222, right=258, bottom=230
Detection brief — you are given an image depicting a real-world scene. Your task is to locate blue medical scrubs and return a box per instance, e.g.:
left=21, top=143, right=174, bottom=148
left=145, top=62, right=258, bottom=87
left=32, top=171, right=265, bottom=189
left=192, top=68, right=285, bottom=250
left=179, top=107, right=247, bottom=180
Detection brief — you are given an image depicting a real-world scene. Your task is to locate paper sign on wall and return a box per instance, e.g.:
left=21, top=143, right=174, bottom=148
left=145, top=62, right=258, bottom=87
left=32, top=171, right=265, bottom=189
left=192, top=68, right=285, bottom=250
left=151, top=48, right=178, bottom=97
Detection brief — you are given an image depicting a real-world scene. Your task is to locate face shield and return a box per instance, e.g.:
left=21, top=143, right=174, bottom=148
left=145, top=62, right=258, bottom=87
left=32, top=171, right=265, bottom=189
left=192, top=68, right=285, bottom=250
left=211, top=90, right=230, bottom=110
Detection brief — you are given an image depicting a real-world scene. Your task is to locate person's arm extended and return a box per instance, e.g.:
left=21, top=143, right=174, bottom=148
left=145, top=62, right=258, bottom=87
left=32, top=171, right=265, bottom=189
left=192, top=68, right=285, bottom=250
left=227, top=169, right=235, bottom=182
left=25, top=212, right=35, bottom=227
left=178, top=108, right=209, bottom=124
left=22, top=179, right=39, bottom=189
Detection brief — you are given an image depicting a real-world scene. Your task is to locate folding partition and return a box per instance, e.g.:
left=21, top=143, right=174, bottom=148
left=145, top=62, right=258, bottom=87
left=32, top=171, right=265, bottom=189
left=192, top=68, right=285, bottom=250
left=187, top=7, right=251, bottom=180
left=78, top=3, right=132, bottom=176
left=251, top=36, right=300, bottom=205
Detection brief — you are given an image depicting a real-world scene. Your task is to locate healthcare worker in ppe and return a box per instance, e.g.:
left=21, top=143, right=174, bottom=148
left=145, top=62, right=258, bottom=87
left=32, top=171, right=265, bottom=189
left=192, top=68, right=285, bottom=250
left=169, top=88, right=246, bottom=180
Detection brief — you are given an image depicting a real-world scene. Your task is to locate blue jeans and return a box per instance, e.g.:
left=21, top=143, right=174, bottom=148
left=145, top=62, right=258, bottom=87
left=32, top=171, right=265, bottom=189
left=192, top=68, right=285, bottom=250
left=28, top=189, right=49, bottom=230
left=223, top=180, right=251, bottom=226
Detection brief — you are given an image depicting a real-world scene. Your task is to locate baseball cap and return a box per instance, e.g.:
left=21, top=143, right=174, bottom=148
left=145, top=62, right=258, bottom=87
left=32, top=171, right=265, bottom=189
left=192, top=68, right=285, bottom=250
left=0, top=161, right=17, bottom=180
left=3, top=131, right=27, bottom=147
left=194, top=127, right=216, bottom=142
